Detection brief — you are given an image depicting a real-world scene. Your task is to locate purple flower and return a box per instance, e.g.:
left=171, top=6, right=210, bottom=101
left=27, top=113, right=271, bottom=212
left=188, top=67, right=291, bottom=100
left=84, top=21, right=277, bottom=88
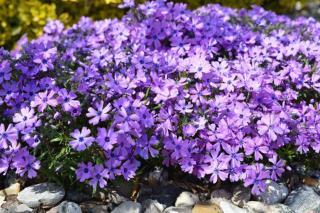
left=96, top=128, right=118, bottom=151
left=70, top=127, right=95, bottom=151
left=13, top=150, right=40, bottom=178
left=244, top=164, right=270, bottom=195
left=244, top=137, right=269, bottom=161
left=257, top=114, right=285, bottom=141
left=13, top=107, right=37, bottom=130
left=76, top=162, right=94, bottom=182
left=86, top=101, right=112, bottom=125
left=136, top=135, right=159, bottom=160
left=89, top=164, right=109, bottom=189
left=0, top=124, right=18, bottom=149
left=0, top=60, right=11, bottom=83
left=31, top=90, right=58, bottom=112
left=204, top=149, right=229, bottom=183
left=58, top=89, right=80, bottom=112
left=0, top=156, right=10, bottom=175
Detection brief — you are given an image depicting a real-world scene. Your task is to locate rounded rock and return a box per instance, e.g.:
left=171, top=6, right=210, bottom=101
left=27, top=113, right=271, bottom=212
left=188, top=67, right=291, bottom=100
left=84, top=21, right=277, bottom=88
left=255, top=180, right=288, bottom=204
left=58, top=201, right=82, bottom=213
left=17, top=182, right=65, bottom=208
left=175, top=191, right=199, bottom=207
left=231, top=185, right=251, bottom=207
left=111, top=201, right=141, bottom=213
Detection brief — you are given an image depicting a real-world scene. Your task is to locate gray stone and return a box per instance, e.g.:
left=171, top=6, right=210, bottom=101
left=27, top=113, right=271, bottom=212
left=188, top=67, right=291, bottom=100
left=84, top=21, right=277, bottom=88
left=58, top=201, right=82, bottom=213
left=284, top=185, right=320, bottom=213
left=175, top=191, right=199, bottom=207
left=146, top=167, right=168, bottom=186
left=255, top=180, right=288, bottom=204
left=90, top=205, right=109, bottom=213
left=163, top=206, right=192, bottom=213
left=219, top=200, right=246, bottom=213
left=0, top=196, right=4, bottom=207
left=142, top=199, right=165, bottom=213
left=79, top=201, right=113, bottom=213
left=210, top=189, right=232, bottom=204
left=272, top=204, right=296, bottom=213
left=245, top=201, right=273, bottom=213
left=17, top=182, right=65, bottom=208
left=231, top=185, right=251, bottom=207
left=0, top=209, right=8, bottom=213
left=107, top=190, right=129, bottom=205
left=245, top=201, right=295, bottom=213
left=111, top=201, right=141, bottom=213
left=8, top=204, right=33, bottom=213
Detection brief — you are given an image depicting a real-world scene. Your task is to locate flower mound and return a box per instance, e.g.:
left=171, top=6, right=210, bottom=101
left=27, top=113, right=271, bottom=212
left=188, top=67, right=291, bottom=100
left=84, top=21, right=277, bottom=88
left=1, top=0, right=320, bottom=195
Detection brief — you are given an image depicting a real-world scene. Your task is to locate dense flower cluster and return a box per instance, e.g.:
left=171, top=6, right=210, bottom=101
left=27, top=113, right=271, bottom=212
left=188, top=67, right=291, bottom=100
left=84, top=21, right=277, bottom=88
left=1, top=0, right=320, bottom=194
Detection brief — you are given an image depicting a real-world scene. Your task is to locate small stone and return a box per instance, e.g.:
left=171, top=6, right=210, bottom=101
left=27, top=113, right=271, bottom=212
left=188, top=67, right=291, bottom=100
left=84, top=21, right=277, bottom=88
left=210, top=189, right=232, bottom=204
left=255, top=180, right=288, bottom=204
left=0, top=196, right=4, bottom=207
left=285, top=185, right=320, bottom=213
left=47, top=206, right=59, bottom=213
left=90, top=205, right=109, bottom=213
left=79, top=201, right=111, bottom=213
left=192, top=203, right=223, bottom=213
left=8, top=204, right=33, bottom=213
left=111, top=201, right=141, bottom=213
left=17, top=182, right=65, bottom=208
left=147, top=167, right=168, bottom=186
left=0, top=183, right=20, bottom=197
left=175, top=191, right=199, bottom=207
left=245, top=201, right=272, bottom=213
left=272, top=204, right=295, bottom=213
left=58, top=201, right=82, bottom=213
left=245, top=201, right=295, bottom=213
left=142, top=199, right=165, bottom=213
left=1, top=196, right=19, bottom=210
left=231, top=185, right=251, bottom=207
left=107, top=190, right=129, bottom=205
left=164, top=206, right=192, bottom=213
left=219, top=200, right=246, bottom=213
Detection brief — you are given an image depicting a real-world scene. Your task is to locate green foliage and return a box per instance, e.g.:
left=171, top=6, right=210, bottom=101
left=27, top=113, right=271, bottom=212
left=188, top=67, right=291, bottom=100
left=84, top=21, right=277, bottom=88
left=0, top=0, right=123, bottom=49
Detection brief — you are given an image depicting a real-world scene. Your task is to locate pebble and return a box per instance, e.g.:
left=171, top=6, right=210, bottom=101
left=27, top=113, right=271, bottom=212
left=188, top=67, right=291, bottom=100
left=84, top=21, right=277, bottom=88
left=7, top=204, right=33, bottom=213
left=17, top=182, right=65, bottom=208
left=192, top=203, right=223, bottom=213
left=0, top=183, right=20, bottom=197
left=142, top=199, right=165, bottom=213
left=175, top=191, right=199, bottom=207
left=284, top=185, right=320, bottom=213
left=58, top=201, right=82, bottom=213
left=111, top=201, right=142, bottom=213
left=107, top=190, right=129, bottom=205
left=245, top=201, right=295, bottom=213
left=219, top=200, right=246, bottom=213
left=255, top=180, right=288, bottom=204
left=210, top=189, right=232, bottom=204
left=0, top=196, right=4, bottom=207
left=146, top=167, right=168, bottom=186
left=231, top=185, right=251, bottom=207
left=163, top=206, right=192, bottom=213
